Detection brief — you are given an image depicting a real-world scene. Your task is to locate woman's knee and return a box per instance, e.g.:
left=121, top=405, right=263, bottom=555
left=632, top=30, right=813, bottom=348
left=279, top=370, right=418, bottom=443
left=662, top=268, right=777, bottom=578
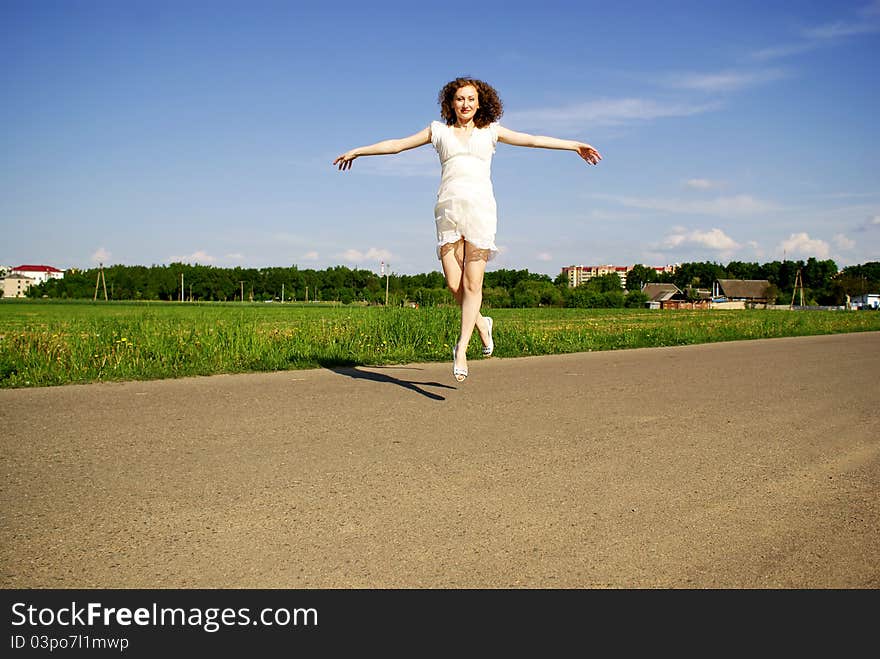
left=462, top=277, right=483, bottom=296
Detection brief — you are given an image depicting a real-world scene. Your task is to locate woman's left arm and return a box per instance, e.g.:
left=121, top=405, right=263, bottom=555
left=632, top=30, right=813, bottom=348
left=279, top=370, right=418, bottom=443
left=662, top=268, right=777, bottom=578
left=496, top=126, right=602, bottom=165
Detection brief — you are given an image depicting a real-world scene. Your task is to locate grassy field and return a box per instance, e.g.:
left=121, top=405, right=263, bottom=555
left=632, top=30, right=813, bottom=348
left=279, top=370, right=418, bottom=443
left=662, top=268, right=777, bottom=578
left=1, top=298, right=878, bottom=388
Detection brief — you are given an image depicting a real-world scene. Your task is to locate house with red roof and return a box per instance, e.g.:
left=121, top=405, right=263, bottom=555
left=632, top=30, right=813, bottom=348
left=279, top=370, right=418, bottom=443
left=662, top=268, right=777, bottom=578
left=10, top=264, right=65, bottom=285
left=1, top=265, right=65, bottom=298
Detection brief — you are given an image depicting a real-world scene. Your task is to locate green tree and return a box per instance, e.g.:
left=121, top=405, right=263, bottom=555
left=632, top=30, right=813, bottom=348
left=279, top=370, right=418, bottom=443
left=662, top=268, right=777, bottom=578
left=482, top=286, right=511, bottom=308
left=726, top=261, right=762, bottom=280
left=23, top=258, right=863, bottom=304
left=566, top=286, right=604, bottom=308
left=624, top=290, right=649, bottom=307
left=602, top=290, right=626, bottom=307
left=625, top=264, right=658, bottom=291
left=672, top=261, right=726, bottom=290
left=586, top=273, right=623, bottom=293
left=485, top=268, right=550, bottom=290
left=837, top=262, right=879, bottom=297
left=510, top=280, right=540, bottom=307
left=803, top=257, right=837, bottom=289
left=338, top=287, right=355, bottom=304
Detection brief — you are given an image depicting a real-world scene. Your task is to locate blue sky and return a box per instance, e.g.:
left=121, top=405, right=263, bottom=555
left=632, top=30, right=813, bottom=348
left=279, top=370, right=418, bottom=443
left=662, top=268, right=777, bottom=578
left=1, top=0, right=878, bottom=276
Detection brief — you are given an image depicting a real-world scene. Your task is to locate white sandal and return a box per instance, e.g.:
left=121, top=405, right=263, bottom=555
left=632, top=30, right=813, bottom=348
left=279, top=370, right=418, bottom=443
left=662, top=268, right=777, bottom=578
left=452, top=345, right=468, bottom=382
left=481, top=316, right=494, bottom=357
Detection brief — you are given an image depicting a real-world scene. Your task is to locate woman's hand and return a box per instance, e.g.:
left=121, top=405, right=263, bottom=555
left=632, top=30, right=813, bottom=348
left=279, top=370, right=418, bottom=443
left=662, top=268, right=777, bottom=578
left=576, top=143, right=602, bottom=165
left=333, top=151, right=358, bottom=171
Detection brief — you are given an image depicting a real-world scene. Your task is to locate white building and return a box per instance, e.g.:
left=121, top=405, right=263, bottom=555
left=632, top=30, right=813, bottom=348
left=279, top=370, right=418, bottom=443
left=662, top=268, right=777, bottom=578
left=561, top=264, right=678, bottom=289
left=10, top=264, right=65, bottom=285
left=1, top=274, right=36, bottom=298
left=851, top=293, right=880, bottom=309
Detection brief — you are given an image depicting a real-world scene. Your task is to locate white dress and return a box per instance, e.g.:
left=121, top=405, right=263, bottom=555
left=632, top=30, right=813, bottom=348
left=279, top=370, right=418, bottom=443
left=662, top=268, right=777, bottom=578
left=430, top=120, right=500, bottom=260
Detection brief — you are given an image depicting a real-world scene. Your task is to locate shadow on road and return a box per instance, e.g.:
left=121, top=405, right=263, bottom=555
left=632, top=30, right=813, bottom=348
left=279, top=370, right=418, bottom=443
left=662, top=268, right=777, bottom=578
left=324, top=364, right=455, bottom=401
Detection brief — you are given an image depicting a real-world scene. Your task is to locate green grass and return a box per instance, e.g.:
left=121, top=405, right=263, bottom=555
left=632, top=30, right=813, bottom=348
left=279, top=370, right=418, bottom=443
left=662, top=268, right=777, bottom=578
left=1, top=298, right=878, bottom=388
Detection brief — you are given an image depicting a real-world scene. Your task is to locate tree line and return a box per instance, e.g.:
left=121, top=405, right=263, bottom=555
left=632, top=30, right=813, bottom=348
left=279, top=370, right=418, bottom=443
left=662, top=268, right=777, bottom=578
left=18, top=259, right=880, bottom=308
left=624, top=258, right=879, bottom=307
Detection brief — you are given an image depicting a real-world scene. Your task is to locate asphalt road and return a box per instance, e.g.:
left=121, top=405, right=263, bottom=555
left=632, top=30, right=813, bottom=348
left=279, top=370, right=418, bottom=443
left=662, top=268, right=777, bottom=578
left=1, top=332, right=878, bottom=588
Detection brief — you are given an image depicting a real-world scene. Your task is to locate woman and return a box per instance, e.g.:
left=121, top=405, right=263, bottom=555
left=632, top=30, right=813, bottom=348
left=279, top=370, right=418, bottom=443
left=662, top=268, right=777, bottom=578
left=334, top=77, right=601, bottom=382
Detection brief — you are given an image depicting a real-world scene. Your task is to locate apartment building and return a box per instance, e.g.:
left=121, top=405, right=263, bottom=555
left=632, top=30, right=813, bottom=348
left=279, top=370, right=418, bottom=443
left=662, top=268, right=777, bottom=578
left=561, top=264, right=677, bottom=289
left=1, top=273, right=36, bottom=298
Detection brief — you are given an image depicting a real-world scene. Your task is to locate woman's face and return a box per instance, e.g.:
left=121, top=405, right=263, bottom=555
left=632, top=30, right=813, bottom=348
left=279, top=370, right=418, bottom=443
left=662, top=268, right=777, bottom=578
left=452, top=85, right=479, bottom=124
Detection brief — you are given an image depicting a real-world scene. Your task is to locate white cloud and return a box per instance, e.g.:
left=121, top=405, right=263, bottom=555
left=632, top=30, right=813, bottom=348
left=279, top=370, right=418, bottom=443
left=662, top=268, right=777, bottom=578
left=813, top=191, right=880, bottom=200
left=752, top=4, right=880, bottom=60
left=536, top=252, right=553, bottom=262
left=91, top=247, right=111, bottom=264
left=834, top=234, right=855, bottom=250
left=854, top=215, right=880, bottom=233
left=665, top=69, right=787, bottom=92
left=225, top=253, right=244, bottom=261
left=778, top=233, right=831, bottom=259
left=662, top=227, right=740, bottom=251
left=170, top=250, right=216, bottom=264
left=505, top=97, right=721, bottom=131
left=802, top=20, right=880, bottom=40
left=751, top=43, right=819, bottom=60
left=746, top=240, right=766, bottom=259
left=588, top=208, right=644, bottom=221
left=595, top=193, right=776, bottom=217
left=684, top=178, right=721, bottom=190
left=302, top=251, right=319, bottom=261
left=340, top=247, right=392, bottom=264
left=854, top=215, right=880, bottom=232
left=341, top=249, right=364, bottom=262
left=272, top=232, right=310, bottom=246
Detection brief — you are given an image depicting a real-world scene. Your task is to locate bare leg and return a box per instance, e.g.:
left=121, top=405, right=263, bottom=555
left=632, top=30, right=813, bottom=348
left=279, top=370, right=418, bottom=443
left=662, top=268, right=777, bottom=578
left=440, top=240, right=491, bottom=351
left=453, top=241, right=488, bottom=374
left=439, top=240, right=465, bottom=304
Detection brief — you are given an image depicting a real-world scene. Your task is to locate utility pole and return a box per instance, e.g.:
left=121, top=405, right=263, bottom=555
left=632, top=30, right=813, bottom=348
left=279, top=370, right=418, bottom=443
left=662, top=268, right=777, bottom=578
left=239, top=280, right=245, bottom=302
left=381, top=260, right=390, bottom=306
left=93, top=263, right=108, bottom=301
left=281, top=283, right=284, bottom=303
left=180, top=272, right=184, bottom=302
left=790, top=269, right=805, bottom=309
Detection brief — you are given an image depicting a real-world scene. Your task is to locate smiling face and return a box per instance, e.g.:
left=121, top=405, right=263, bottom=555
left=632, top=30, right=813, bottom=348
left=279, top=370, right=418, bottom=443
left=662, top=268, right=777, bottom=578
left=452, top=85, right=479, bottom=125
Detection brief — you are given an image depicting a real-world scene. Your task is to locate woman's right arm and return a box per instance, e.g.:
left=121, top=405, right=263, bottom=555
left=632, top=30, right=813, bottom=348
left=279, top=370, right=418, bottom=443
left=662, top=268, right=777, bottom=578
left=333, top=126, right=432, bottom=171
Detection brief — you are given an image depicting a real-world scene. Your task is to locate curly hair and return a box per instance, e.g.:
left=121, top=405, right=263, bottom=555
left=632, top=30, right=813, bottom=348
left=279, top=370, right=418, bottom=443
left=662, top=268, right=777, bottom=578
left=438, top=77, right=503, bottom=128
